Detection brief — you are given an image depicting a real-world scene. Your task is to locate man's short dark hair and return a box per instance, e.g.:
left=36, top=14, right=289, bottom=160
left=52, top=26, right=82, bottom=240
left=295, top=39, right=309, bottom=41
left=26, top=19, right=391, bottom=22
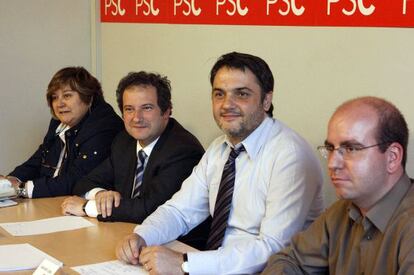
left=116, top=71, right=172, bottom=115
left=340, top=96, right=409, bottom=169
left=210, top=52, right=274, bottom=117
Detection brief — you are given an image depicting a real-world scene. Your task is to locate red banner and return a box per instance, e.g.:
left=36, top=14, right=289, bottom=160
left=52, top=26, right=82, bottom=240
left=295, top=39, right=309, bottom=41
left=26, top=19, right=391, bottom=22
left=101, top=0, right=414, bottom=27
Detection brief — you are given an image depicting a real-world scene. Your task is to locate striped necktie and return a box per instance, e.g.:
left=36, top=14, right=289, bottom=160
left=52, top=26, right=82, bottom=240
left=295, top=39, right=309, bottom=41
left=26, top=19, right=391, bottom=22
left=206, top=145, right=245, bottom=250
left=131, top=149, right=147, bottom=198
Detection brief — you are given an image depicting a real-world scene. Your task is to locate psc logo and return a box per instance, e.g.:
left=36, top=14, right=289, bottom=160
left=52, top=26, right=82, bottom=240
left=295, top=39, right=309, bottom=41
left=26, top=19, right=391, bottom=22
left=216, top=0, right=249, bottom=16
left=174, top=0, right=202, bottom=16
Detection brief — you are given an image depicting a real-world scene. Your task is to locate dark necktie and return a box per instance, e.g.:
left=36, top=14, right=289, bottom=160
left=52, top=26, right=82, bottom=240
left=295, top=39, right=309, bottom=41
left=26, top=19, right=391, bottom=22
left=206, top=145, right=245, bottom=250
left=131, top=149, right=147, bottom=198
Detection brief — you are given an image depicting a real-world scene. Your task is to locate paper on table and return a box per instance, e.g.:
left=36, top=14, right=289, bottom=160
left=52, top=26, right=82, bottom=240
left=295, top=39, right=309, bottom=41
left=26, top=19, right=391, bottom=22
left=0, top=199, right=17, bottom=208
left=72, top=240, right=198, bottom=274
left=0, top=216, right=95, bottom=236
left=73, top=260, right=148, bottom=275
left=0, top=243, right=62, bottom=271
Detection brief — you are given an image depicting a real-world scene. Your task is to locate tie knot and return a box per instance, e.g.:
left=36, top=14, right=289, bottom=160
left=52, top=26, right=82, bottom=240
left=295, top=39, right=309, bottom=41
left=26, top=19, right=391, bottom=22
left=138, top=150, right=147, bottom=162
left=229, top=145, right=245, bottom=160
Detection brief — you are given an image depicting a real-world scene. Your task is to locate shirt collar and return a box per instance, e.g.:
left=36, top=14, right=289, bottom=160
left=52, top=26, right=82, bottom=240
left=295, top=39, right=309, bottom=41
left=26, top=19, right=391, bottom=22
left=55, top=123, right=70, bottom=142
left=348, top=173, right=411, bottom=233
left=223, top=116, right=273, bottom=160
left=348, top=205, right=372, bottom=231
left=136, top=137, right=160, bottom=157
left=366, top=173, right=411, bottom=233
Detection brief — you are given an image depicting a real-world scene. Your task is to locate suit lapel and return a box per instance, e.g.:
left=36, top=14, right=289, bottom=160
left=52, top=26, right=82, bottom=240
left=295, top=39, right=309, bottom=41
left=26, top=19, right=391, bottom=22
left=140, top=118, right=175, bottom=194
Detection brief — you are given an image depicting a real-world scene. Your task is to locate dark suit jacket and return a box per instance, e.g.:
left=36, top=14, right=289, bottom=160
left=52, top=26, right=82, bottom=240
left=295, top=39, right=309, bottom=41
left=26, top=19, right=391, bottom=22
left=73, top=118, right=204, bottom=224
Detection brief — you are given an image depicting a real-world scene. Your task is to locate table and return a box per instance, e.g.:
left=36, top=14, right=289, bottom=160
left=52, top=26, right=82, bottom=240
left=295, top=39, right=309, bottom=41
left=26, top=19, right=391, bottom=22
left=0, top=197, right=194, bottom=274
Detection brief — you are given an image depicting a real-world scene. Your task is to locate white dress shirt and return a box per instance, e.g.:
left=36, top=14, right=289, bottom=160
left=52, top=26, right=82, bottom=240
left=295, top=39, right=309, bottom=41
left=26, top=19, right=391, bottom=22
left=135, top=117, right=324, bottom=274
left=83, top=137, right=159, bottom=217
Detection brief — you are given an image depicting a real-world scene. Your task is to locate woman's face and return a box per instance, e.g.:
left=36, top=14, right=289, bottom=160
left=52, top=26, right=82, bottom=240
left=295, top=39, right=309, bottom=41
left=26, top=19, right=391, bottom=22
left=51, top=85, right=90, bottom=127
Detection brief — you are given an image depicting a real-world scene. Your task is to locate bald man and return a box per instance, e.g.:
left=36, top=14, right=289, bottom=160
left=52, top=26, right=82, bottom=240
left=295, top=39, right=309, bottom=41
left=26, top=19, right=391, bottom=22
left=262, top=96, right=414, bottom=274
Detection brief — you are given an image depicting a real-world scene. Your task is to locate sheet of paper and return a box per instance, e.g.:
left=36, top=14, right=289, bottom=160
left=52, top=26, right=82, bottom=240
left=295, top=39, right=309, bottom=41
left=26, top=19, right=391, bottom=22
left=72, top=240, right=198, bottom=274
left=73, top=260, right=148, bottom=275
left=0, top=198, right=17, bottom=208
left=0, top=216, right=95, bottom=236
left=0, top=243, right=62, bottom=271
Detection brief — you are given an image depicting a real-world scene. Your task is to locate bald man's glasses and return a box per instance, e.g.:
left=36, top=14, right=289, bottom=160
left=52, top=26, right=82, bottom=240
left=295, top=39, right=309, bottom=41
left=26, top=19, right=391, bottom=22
left=317, top=142, right=389, bottom=160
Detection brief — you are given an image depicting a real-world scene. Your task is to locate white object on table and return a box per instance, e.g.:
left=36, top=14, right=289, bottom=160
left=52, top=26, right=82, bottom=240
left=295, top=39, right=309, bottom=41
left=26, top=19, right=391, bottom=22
left=0, top=243, right=62, bottom=272
left=0, top=199, right=17, bottom=208
left=0, top=216, right=95, bottom=236
left=0, top=178, right=16, bottom=199
left=72, top=240, right=198, bottom=274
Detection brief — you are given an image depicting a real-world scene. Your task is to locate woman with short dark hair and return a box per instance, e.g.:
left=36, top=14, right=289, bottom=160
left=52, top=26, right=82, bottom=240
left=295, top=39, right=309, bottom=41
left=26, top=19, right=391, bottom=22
left=2, top=67, right=123, bottom=198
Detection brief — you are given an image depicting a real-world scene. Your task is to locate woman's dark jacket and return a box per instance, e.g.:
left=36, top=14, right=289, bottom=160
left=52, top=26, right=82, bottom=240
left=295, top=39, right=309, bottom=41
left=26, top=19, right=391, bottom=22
left=9, top=98, right=123, bottom=198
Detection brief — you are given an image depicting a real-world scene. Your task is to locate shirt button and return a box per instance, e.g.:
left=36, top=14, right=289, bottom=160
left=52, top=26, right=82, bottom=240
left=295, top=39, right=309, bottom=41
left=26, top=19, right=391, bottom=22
left=366, top=235, right=372, bottom=240
left=94, top=151, right=97, bottom=155
left=82, top=155, right=87, bottom=159
left=75, top=143, right=79, bottom=147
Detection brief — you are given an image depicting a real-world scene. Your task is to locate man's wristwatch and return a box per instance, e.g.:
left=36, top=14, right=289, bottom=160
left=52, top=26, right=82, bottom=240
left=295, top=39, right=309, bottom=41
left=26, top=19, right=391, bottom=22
left=16, top=181, right=27, bottom=198
left=82, top=201, right=88, bottom=214
left=181, top=253, right=189, bottom=275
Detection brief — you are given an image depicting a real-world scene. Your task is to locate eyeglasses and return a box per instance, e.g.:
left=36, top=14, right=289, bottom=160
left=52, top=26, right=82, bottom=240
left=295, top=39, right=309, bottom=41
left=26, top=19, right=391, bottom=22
left=317, top=142, right=389, bottom=159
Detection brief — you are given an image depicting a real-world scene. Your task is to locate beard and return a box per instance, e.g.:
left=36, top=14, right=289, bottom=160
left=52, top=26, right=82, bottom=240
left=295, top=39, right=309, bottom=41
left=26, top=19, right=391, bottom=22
left=216, top=110, right=265, bottom=143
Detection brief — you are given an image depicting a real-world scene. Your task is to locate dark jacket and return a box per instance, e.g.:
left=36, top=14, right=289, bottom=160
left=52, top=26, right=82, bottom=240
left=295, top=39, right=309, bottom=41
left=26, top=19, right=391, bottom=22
left=9, top=98, right=123, bottom=198
left=73, top=118, right=204, bottom=224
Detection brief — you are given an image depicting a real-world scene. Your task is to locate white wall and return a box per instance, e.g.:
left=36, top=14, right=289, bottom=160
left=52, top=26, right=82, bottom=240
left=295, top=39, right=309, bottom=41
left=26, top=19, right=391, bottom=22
left=99, top=24, right=414, bottom=205
left=1, top=1, right=413, bottom=206
left=0, top=0, right=92, bottom=172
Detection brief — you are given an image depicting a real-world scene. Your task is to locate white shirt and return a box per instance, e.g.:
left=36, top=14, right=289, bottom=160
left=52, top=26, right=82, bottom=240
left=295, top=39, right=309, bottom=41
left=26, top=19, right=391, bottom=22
left=84, top=137, right=159, bottom=217
left=135, top=117, right=324, bottom=274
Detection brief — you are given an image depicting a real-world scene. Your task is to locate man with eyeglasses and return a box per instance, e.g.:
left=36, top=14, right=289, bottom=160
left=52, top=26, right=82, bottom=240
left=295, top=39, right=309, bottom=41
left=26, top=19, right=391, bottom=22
left=262, top=96, right=414, bottom=274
